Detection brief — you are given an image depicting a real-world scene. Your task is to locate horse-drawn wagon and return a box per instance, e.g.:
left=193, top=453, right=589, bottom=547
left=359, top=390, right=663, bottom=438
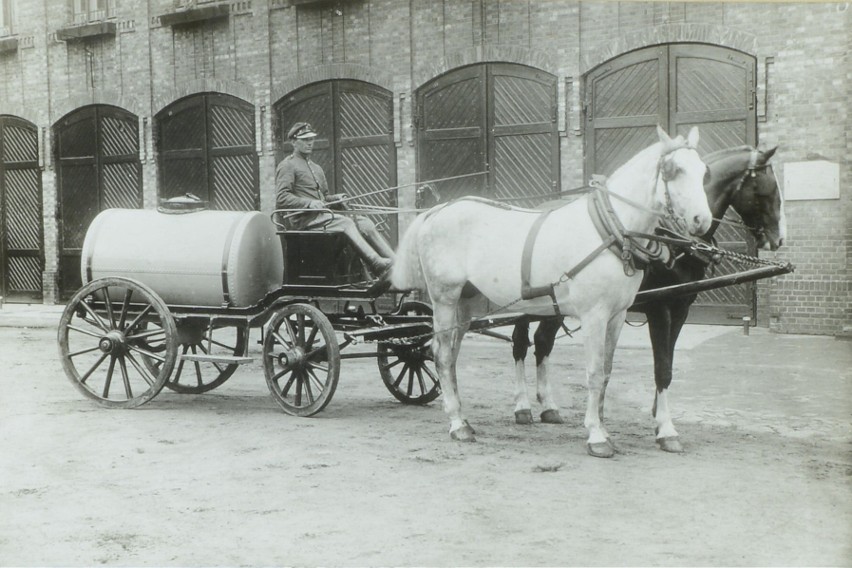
left=57, top=129, right=793, bottom=457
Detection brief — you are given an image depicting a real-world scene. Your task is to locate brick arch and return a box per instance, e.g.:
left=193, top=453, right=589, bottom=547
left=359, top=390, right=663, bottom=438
left=152, top=79, right=255, bottom=116
left=53, top=90, right=145, bottom=124
left=0, top=108, right=42, bottom=128
left=414, top=45, right=557, bottom=91
left=581, top=24, right=757, bottom=73
left=272, top=63, right=394, bottom=104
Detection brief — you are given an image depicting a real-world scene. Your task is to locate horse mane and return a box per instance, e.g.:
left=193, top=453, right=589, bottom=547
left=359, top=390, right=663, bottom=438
left=703, top=145, right=755, bottom=164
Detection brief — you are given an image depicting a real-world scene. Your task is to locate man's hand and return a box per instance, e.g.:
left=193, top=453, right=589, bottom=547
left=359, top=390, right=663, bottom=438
left=326, top=193, right=348, bottom=203
left=308, top=200, right=325, bottom=210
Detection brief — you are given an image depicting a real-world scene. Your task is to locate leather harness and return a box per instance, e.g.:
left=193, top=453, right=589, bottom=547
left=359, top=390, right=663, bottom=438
left=519, top=147, right=693, bottom=317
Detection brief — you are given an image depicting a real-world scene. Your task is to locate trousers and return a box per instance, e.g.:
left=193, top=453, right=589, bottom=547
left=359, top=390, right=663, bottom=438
left=306, top=213, right=395, bottom=270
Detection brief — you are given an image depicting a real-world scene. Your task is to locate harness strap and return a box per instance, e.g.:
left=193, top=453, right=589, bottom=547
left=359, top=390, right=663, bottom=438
left=519, top=204, right=616, bottom=317
left=520, top=210, right=555, bottom=301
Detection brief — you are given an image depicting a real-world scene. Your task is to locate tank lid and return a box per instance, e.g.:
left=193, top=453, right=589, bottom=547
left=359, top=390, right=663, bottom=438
left=158, top=193, right=208, bottom=214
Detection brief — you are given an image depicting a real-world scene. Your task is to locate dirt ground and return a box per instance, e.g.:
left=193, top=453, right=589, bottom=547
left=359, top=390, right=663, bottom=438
left=1, top=319, right=850, bottom=566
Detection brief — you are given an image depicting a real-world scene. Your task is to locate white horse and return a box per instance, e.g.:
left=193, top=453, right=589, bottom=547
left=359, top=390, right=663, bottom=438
left=391, top=126, right=712, bottom=457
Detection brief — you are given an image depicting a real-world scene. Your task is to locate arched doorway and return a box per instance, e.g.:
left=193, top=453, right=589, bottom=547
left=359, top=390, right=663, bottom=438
left=55, top=105, right=141, bottom=299
left=156, top=93, right=259, bottom=211
left=274, top=80, right=397, bottom=242
left=584, top=43, right=758, bottom=323
left=415, top=63, right=559, bottom=206
left=0, top=116, right=44, bottom=303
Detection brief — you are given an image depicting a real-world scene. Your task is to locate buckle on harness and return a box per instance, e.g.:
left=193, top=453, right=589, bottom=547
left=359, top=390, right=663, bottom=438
left=621, top=244, right=636, bottom=276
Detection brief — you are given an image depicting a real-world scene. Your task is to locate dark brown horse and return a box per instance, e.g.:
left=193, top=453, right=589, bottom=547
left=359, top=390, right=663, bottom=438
left=511, top=145, right=784, bottom=453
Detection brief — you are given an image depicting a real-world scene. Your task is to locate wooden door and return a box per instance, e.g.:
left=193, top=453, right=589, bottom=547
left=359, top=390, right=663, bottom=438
left=585, top=44, right=757, bottom=324
left=274, top=80, right=398, bottom=242
left=157, top=93, right=258, bottom=211
left=0, top=116, right=43, bottom=302
left=416, top=63, right=559, bottom=206
left=56, top=106, right=141, bottom=298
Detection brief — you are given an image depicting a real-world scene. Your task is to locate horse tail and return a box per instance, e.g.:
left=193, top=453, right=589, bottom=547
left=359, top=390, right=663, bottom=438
left=391, top=212, right=429, bottom=292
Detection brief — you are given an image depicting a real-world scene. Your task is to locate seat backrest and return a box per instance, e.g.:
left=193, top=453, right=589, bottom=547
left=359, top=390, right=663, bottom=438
left=278, top=231, right=363, bottom=285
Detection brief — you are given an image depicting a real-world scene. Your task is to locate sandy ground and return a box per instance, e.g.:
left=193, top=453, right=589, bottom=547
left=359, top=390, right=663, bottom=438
left=0, top=320, right=850, bottom=566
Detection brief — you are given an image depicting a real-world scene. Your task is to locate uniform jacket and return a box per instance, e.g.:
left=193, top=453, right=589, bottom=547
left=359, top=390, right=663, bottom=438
left=275, top=153, right=329, bottom=229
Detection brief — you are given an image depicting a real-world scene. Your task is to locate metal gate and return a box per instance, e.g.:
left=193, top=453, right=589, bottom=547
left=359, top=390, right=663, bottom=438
left=416, top=63, right=559, bottom=205
left=0, top=116, right=43, bottom=303
left=584, top=44, right=757, bottom=324
left=56, top=105, right=142, bottom=299
left=274, top=80, right=397, bottom=242
left=157, top=93, right=258, bottom=211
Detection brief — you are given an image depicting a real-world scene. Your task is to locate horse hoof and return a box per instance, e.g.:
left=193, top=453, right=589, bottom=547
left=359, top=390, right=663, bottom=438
left=515, top=410, right=534, bottom=424
left=657, top=436, right=684, bottom=453
left=586, top=441, right=615, bottom=458
left=540, top=409, right=564, bottom=424
left=463, top=420, right=477, bottom=435
left=451, top=424, right=476, bottom=443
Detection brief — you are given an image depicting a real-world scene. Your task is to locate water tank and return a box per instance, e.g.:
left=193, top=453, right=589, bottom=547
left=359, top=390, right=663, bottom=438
left=81, top=209, right=284, bottom=308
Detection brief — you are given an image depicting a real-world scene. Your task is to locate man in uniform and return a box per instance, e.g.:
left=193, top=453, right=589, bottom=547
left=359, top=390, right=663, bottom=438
left=275, top=122, right=394, bottom=278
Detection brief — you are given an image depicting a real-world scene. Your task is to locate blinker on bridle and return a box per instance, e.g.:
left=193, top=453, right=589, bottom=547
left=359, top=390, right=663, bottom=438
left=725, top=148, right=776, bottom=237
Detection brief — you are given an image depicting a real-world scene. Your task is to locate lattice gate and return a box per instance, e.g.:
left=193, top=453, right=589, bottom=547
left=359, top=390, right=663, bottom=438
left=585, top=43, right=758, bottom=324
left=0, top=116, right=43, bottom=303
left=274, top=80, right=397, bottom=243
left=56, top=105, right=142, bottom=299
left=416, top=63, right=559, bottom=206
left=157, top=94, right=258, bottom=211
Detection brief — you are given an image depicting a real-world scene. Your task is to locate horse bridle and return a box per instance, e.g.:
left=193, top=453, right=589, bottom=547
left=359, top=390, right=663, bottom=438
left=720, top=149, right=775, bottom=238
left=656, top=141, right=702, bottom=233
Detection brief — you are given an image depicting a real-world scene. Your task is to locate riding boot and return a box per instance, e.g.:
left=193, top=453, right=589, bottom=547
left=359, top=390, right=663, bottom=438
left=363, top=227, right=396, bottom=260
left=356, top=219, right=396, bottom=260
left=341, top=223, right=391, bottom=275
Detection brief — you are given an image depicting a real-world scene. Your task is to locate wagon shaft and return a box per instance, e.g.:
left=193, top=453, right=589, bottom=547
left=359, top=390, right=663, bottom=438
left=631, top=263, right=794, bottom=306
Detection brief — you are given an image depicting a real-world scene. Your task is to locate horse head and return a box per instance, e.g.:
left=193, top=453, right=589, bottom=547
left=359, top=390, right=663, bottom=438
left=655, top=126, right=713, bottom=236
left=729, top=147, right=785, bottom=250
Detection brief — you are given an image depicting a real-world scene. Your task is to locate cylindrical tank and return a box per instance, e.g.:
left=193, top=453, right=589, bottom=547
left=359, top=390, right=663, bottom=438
left=81, top=209, right=284, bottom=308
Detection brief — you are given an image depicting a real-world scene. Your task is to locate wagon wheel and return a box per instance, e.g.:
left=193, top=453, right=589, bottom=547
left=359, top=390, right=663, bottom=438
left=57, top=277, right=178, bottom=408
left=263, top=303, right=340, bottom=417
left=377, top=301, right=441, bottom=405
left=144, top=322, right=248, bottom=394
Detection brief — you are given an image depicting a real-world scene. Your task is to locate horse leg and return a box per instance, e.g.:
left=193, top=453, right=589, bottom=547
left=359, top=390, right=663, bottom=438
left=582, top=309, right=617, bottom=458
left=647, top=300, right=690, bottom=453
left=534, top=317, right=564, bottom=424
left=432, top=300, right=475, bottom=442
left=511, top=319, right=534, bottom=425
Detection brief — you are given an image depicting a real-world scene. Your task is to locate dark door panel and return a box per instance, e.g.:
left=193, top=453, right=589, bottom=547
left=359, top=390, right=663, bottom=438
left=0, top=116, right=44, bottom=302
left=156, top=94, right=258, bottom=210
left=416, top=63, right=558, bottom=206
left=274, top=80, right=397, bottom=243
left=56, top=106, right=141, bottom=298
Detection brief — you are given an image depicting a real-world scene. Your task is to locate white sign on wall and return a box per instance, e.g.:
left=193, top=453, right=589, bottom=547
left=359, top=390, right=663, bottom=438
left=783, top=160, right=840, bottom=201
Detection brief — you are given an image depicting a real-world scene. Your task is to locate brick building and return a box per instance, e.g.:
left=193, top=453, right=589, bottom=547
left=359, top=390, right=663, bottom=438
left=0, top=0, right=848, bottom=335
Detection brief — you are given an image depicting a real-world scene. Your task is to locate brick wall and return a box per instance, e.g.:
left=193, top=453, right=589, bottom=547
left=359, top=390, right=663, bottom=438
left=0, top=0, right=848, bottom=335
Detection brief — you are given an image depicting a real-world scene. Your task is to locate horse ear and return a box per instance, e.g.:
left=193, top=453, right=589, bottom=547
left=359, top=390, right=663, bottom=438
left=656, top=125, right=672, bottom=145
left=686, top=126, right=700, bottom=149
left=763, top=146, right=778, bottom=162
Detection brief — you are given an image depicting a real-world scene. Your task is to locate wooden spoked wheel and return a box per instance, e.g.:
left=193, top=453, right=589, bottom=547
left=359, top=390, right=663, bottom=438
left=377, top=301, right=441, bottom=405
left=263, top=303, right=340, bottom=417
left=58, top=277, right=178, bottom=408
left=142, top=322, right=249, bottom=394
